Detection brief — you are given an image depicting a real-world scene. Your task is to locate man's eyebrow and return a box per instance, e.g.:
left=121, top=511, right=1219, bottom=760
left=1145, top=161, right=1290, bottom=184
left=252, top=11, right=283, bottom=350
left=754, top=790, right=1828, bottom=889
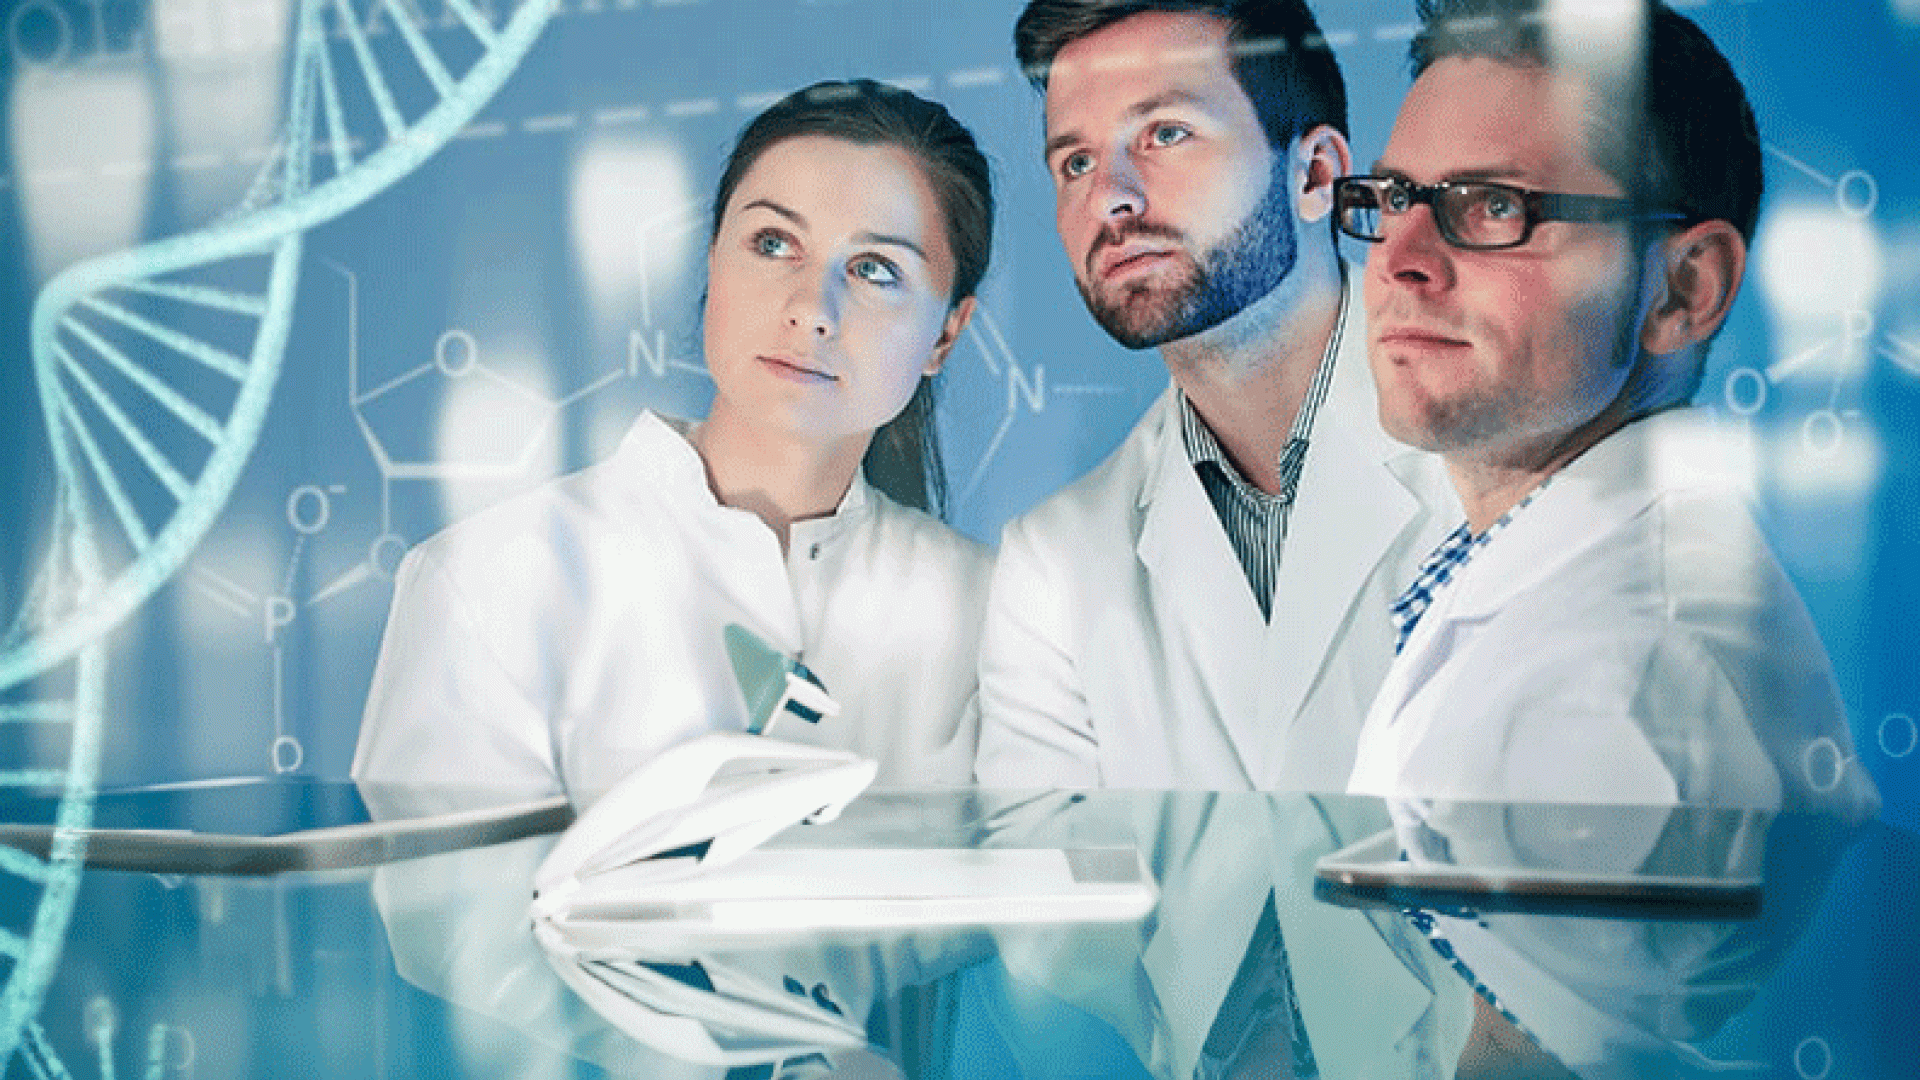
left=1370, top=161, right=1531, bottom=183
left=1044, top=130, right=1082, bottom=160
left=1045, top=89, right=1212, bottom=160
left=1128, top=89, right=1209, bottom=119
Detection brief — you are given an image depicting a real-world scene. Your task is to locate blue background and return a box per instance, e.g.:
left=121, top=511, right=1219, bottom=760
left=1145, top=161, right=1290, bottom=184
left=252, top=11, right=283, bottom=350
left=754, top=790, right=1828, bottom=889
left=1, top=0, right=1915, bottom=807
left=2, top=2, right=1918, bottom=1078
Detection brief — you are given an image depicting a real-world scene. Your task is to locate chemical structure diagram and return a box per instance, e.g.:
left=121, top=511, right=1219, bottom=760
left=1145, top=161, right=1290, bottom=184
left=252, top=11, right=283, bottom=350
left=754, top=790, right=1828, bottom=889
left=1715, top=145, right=1918, bottom=455
left=4, top=0, right=566, bottom=1075
left=1705, top=136, right=1919, bottom=801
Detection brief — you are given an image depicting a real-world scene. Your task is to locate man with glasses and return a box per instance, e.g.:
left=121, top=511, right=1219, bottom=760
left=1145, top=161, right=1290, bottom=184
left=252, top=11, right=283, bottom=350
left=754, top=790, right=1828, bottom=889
left=1340, top=0, right=1879, bottom=814
left=1336, top=3, right=1880, bottom=1072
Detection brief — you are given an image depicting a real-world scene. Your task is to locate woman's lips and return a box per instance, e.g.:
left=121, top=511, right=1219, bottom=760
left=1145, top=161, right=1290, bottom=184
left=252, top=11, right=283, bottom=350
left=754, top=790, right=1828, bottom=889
left=758, top=355, right=836, bottom=383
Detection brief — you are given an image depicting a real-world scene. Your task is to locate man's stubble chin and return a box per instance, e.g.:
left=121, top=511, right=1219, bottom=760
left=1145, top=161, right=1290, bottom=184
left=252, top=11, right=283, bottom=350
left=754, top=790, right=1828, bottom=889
left=1075, top=165, right=1299, bottom=351
left=1080, top=260, right=1207, bottom=350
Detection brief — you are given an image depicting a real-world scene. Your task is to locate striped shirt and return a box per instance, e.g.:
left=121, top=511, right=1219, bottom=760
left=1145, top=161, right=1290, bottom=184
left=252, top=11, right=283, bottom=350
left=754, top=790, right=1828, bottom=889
left=1179, top=280, right=1347, bottom=622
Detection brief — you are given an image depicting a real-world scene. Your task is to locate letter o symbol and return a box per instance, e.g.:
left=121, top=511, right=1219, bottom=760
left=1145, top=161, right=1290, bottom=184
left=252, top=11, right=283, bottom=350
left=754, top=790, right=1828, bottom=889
left=272, top=736, right=305, bottom=774
left=1881, top=713, right=1916, bottom=760
left=8, top=1, right=73, bottom=68
left=1794, top=1036, right=1832, bottom=1080
left=1835, top=171, right=1877, bottom=218
left=1801, top=738, right=1846, bottom=794
left=436, top=329, right=478, bottom=377
left=1723, top=368, right=1767, bottom=416
left=286, top=486, right=331, bottom=535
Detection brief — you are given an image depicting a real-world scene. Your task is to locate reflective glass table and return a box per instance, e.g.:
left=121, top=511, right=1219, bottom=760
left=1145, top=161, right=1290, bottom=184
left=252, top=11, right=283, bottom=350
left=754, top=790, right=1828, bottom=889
left=6, top=782, right=1914, bottom=1080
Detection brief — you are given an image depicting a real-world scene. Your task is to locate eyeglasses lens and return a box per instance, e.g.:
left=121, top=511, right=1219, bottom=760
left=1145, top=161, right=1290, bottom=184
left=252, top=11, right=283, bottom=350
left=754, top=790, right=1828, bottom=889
left=1339, top=182, right=1384, bottom=241
left=1439, top=185, right=1525, bottom=248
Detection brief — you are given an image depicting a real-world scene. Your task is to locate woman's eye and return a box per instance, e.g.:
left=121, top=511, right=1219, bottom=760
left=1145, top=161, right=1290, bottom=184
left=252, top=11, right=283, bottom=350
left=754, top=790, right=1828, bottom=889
left=1148, top=123, right=1190, bottom=148
left=1060, top=151, right=1094, bottom=180
left=752, top=229, right=795, bottom=258
left=850, top=255, right=900, bottom=286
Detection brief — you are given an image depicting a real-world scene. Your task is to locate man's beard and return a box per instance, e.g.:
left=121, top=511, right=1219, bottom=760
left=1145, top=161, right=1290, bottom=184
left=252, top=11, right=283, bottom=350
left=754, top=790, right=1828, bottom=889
left=1077, top=168, right=1299, bottom=350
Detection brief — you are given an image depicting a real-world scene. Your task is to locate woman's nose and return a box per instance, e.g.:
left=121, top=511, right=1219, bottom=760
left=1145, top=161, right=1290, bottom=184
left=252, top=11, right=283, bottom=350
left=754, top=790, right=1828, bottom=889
left=784, top=273, right=837, bottom=337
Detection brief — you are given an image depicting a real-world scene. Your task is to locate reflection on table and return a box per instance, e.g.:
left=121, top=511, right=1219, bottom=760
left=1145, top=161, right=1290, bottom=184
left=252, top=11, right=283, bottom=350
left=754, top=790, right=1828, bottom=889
left=13, top=785, right=1911, bottom=1079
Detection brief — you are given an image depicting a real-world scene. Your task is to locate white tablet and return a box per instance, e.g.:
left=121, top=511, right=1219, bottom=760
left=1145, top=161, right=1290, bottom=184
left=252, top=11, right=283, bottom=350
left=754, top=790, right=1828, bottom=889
left=550, top=846, right=1159, bottom=949
left=1312, top=827, right=1763, bottom=921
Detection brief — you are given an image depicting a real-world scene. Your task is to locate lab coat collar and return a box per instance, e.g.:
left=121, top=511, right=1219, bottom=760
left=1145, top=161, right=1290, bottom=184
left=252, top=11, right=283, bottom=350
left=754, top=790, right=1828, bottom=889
left=1135, top=398, right=1267, bottom=783
left=1134, top=387, right=1178, bottom=511
left=615, top=410, right=876, bottom=551
left=618, top=409, right=709, bottom=494
left=788, top=479, right=871, bottom=556
left=1132, top=268, right=1442, bottom=785
left=1257, top=310, right=1436, bottom=779
left=1441, top=408, right=1745, bottom=622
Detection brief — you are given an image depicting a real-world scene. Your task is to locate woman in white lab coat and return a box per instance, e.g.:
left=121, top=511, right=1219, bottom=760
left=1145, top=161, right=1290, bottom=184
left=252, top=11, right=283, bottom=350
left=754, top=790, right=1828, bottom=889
left=352, top=80, right=994, bottom=802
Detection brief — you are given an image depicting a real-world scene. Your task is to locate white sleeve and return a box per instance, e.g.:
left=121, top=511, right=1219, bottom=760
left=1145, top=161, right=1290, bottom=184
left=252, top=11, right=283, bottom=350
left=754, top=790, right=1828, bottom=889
left=1495, top=629, right=1778, bottom=809
left=351, top=544, right=559, bottom=794
left=974, top=515, right=1101, bottom=788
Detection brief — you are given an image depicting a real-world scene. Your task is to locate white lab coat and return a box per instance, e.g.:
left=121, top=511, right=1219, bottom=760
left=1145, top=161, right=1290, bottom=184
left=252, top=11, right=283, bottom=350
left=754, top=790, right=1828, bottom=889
left=1346, top=408, right=1880, bottom=816
left=975, top=276, right=1460, bottom=791
left=353, top=410, right=989, bottom=802
left=973, top=276, right=1471, bottom=1079
left=1345, top=410, right=1881, bottom=1078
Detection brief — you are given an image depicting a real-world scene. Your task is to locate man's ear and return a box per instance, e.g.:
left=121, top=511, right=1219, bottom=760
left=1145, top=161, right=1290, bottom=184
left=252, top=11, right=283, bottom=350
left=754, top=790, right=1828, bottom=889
left=1294, top=124, right=1353, bottom=224
left=1640, top=220, right=1746, bottom=356
left=926, top=296, right=978, bottom=376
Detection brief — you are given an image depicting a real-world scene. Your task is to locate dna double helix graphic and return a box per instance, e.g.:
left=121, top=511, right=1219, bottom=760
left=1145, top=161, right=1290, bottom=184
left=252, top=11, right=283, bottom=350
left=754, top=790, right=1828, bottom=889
left=1, top=0, right=561, bottom=1068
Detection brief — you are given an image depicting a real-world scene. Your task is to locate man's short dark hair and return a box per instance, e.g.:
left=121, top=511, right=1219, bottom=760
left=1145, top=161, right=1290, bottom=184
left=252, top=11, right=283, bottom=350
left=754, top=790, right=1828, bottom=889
left=1411, top=0, right=1763, bottom=246
left=1014, top=0, right=1350, bottom=152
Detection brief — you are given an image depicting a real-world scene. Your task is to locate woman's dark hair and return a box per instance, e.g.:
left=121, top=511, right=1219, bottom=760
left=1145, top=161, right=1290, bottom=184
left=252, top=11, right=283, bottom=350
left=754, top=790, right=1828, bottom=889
left=710, top=79, right=995, bottom=519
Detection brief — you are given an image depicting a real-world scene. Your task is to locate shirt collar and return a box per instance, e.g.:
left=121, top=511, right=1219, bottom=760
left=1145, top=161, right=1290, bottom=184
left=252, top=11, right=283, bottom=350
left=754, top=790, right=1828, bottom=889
left=1174, top=265, right=1349, bottom=505
left=1390, top=472, right=1555, bottom=653
left=1177, top=390, right=1284, bottom=507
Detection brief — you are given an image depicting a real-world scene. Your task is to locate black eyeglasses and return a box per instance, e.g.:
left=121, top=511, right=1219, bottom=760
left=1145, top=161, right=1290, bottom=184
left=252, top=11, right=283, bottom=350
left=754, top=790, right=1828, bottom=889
left=1333, top=175, right=1690, bottom=251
